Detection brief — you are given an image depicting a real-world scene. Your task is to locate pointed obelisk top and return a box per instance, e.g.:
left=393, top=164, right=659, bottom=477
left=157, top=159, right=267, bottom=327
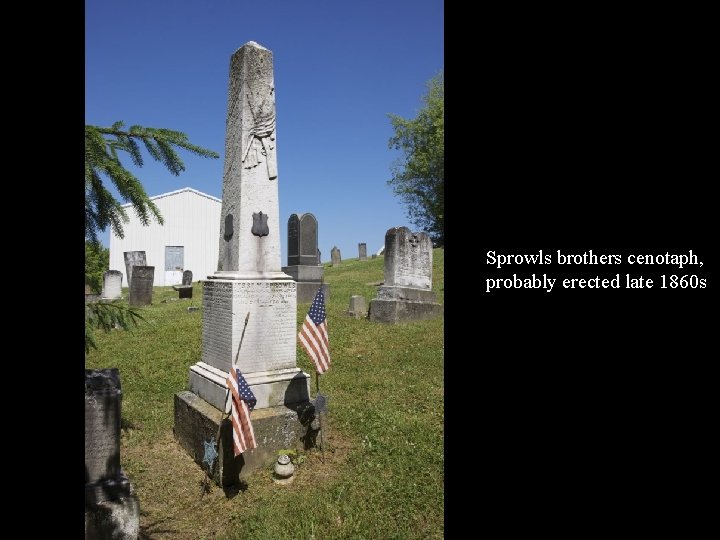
left=214, top=41, right=287, bottom=279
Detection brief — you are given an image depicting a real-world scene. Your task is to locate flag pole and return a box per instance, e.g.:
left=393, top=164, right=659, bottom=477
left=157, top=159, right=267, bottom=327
left=200, top=312, right=251, bottom=499
left=317, top=279, right=326, bottom=462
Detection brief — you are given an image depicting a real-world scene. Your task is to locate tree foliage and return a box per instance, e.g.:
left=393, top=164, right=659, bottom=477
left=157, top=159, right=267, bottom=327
left=85, top=121, right=218, bottom=353
left=85, top=241, right=109, bottom=293
left=85, top=121, right=219, bottom=242
left=388, top=72, right=444, bottom=245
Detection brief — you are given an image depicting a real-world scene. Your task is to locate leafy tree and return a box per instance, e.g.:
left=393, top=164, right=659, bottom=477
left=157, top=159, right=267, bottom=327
left=388, top=72, right=444, bottom=245
left=85, top=241, right=109, bottom=293
left=85, top=121, right=218, bottom=352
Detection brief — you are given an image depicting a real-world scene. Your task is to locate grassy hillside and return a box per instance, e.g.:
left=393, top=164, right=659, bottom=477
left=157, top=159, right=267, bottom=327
left=86, top=248, right=444, bottom=539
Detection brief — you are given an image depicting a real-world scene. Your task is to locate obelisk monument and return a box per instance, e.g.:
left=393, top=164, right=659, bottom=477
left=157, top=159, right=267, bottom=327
left=175, top=42, right=313, bottom=485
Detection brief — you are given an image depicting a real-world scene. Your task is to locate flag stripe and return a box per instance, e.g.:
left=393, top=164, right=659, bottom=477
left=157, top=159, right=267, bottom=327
left=298, top=288, right=331, bottom=374
left=226, top=367, right=258, bottom=456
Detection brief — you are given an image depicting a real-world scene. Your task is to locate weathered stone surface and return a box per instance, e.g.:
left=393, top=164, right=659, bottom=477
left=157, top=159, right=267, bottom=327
left=128, top=266, right=154, bottom=306
left=123, top=251, right=146, bottom=288
left=331, top=247, right=341, bottom=266
left=174, top=391, right=317, bottom=486
left=368, top=226, right=441, bottom=324
left=281, top=265, right=324, bottom=282
left=287, top=213, right=318, bottom=266
left=85, top=369, right=140, bottom=539
left=182, top=270, right=193, bottom=286
left=296, top=282, right=329, bottom=304
left=85, top=369, right=121, bottom=487
left=346, top=295, right=366, bottom=318
left=215, top=42, right=285, bottom=278
left=85, top=495, right=140, bottom=540
left=368, top=297, right=442, bottom=323
left=358, top=243, right=367, bottom=261
left=101, top=270, right=123, bottom=300
left=384, top=227, right=432, bottom=288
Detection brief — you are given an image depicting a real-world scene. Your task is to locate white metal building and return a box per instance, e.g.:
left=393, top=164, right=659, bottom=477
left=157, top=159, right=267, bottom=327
left=109, top=187, right=222, bottom=287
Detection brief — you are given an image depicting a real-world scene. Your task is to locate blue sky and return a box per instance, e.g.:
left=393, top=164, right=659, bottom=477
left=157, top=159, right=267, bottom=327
left=86, top=0, right=443, bottom=264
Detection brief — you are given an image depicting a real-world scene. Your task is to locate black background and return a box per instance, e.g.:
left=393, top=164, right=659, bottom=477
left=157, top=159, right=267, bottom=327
left=447, top=4, right=714, bottom=534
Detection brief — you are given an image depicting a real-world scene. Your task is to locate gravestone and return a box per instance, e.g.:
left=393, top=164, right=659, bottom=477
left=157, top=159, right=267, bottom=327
left=317, top=249, right=321, bottom=265
left=101, top=270, right=123, bottom=300
left=368, top=227, right=441, bottom=323
left=173, top=270, right=194, bottom=299
left=85, top=369, right=140, bottom=539
left=282, top=213, right=329, bottom=303
left=128, top=266, right=154, bottom=306
left=372, top=254, right=377, bottom=259
left=175, top=41, right=314, bottom=487
left=358, top=243, right=368, bottom=261
left=331, top=246, right=341, bottom=266
left=345, top=295, right=367, bottom=318
left=123, top=251, right=146, bottom=289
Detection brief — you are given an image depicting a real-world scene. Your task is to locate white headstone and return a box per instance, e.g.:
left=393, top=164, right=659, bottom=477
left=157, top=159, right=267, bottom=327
left=101, top=270, right=123, bottom=300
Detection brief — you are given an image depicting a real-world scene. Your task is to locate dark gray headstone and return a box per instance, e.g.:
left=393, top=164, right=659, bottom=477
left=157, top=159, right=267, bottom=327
left=287, top=213, right=319, bottom=266
left=128, top=266, right=154, bottom=306
left=358, top=243, right=368, bottom=261
left=331, top=246, right=341, bottom=266
left=182, top=270, right=193, bottom=286
left=85, top=368, right=132, bottom=506
left=85, top=369, right=139, bottom=535
left=123, top=251, right=146, bottom=288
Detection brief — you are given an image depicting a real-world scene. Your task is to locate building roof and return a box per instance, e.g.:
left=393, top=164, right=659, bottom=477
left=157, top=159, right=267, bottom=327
left=120, top=187, right=221, bottom=207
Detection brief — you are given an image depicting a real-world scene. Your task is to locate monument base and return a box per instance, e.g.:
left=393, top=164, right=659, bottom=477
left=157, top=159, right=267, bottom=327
left=173, top=391, right=317, bottom=486
left=369, top=286, right=442, bottom=323
left=281, top=265, right=328, bottom=303
left=85, top=494, right=140, bottom=540
left=189, top=362, right=311, bottom=411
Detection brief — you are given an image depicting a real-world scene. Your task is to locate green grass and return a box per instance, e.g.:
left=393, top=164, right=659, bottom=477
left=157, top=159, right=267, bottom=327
left=86, top=249, right=444, bottom=539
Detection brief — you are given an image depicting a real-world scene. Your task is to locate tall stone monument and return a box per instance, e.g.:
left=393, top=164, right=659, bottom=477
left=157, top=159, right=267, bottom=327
left=282, top=213, right=328, bottom=303
left=368, top=227, right=442, bottom=323
left=174, top=41, right=314, bottom=486
left=358, top=242, right=368, bottom=261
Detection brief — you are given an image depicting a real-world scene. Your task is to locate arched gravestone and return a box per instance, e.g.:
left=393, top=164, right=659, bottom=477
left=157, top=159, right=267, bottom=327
left=123, top=251, right=146, bottom=288
left=287, top=213, right=319, bottom=266
left=282, top=213, right=328, bottom=302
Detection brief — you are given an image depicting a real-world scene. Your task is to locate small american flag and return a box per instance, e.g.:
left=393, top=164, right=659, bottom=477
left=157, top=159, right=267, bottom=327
left=225, top=367, right=257, bottom=456
left=298, top=287, right=331, bottom=374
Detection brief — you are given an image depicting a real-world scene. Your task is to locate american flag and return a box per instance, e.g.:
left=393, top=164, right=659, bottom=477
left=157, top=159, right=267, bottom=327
left=225, top=367, right=257, bottom=456
left=298, top=287, right=331, bottom=374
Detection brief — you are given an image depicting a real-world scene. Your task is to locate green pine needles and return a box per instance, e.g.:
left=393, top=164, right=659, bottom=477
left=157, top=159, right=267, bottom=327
left=85, top=121, right=219, bottom=242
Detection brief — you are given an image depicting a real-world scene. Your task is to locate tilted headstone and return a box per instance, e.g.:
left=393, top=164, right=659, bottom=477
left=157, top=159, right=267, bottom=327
left=128, top=266, right=154, bottom=306
left=369, top=227, right=441, bottom=323
left=178, top=41, right=312, bottom=486
left=123, top=251, right=146, bottom=288
left=331, top=246, right=341, bottom=266
left=358, top=243, right=368, bottom=261
left=85, top=369, right=140, bottom=538
left=101, top=270, right=123, bottom=300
